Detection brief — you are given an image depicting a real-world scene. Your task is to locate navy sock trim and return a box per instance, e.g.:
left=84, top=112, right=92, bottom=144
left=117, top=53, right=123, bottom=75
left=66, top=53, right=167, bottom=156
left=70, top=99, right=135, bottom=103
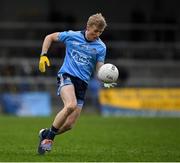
left=46, top=126, right=59, bottom=140
left=51, top=125, right=59, bottom=133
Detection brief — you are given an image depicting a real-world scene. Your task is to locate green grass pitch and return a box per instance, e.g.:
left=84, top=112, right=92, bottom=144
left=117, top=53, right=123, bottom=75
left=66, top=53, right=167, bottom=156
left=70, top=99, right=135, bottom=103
left=0, top=114, right=180, bottom=162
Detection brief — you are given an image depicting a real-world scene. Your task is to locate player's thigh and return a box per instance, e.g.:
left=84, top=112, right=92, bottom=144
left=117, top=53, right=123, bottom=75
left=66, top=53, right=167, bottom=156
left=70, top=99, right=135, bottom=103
left=60, top=84, right=77, bottom=106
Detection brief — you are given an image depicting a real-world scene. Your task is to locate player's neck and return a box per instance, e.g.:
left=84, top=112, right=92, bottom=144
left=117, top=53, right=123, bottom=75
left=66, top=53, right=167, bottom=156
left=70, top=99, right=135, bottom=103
left=84, top=30, right=92, bottom=42
left=81, top=30, right=91, bottom=42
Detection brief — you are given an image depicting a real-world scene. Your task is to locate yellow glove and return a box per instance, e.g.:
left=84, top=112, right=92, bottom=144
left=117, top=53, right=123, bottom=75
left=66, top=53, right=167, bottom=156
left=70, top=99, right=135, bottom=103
left=39, top=56, right=50, bottom=72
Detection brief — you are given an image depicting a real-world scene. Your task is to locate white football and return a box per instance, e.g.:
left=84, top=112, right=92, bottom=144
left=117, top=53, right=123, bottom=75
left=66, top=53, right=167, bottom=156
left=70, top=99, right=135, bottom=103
left=97, top=63, right=119, bottom=83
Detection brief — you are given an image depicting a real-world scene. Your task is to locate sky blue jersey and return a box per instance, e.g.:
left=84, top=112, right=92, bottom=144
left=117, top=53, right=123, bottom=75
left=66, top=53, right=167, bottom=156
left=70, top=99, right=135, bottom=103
left=57, top=30, right=106, bottom=83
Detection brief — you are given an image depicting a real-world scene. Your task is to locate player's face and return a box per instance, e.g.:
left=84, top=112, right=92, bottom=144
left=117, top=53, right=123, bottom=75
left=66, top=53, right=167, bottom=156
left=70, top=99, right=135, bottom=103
left=86, top=25, right=104, bottom=41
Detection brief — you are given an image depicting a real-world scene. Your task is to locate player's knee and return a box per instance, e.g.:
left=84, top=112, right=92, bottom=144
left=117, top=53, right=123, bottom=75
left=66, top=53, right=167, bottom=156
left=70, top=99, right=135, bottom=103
left=66, top=102, right=77, bottom=113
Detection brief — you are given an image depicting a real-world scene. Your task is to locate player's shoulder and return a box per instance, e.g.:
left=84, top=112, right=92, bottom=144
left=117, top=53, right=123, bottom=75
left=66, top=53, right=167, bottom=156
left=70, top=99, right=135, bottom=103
left=64, top=30, right=81, bottom=36
left=96, top=38, right=106, bottom=50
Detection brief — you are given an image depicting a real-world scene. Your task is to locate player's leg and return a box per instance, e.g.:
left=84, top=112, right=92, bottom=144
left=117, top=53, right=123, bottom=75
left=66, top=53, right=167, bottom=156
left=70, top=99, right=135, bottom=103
left=38, top=74, right=87, bottom=154
left=52, top=84, right=77, bottom=129
left=57, top=106, right=82, bottom=135
left=43, top=74, right=87, bottom=137
left=56, top=76, right=88, bottom=134
left=38, top=84, right=77, bottom=154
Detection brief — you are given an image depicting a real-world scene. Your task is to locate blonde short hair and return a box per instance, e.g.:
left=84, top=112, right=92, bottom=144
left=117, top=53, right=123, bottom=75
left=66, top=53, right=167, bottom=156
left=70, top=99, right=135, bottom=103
left=87, top=13, right=107, bottom=30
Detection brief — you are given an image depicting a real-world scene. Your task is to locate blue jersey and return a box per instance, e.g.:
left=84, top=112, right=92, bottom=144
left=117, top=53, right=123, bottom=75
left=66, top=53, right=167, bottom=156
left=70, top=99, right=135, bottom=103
left=57, top=30, right=106, bottom=83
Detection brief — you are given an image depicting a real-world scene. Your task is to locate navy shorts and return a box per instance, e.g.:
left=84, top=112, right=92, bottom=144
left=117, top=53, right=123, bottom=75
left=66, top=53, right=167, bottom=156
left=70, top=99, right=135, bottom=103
left=57, top=73, right=88, bottom=108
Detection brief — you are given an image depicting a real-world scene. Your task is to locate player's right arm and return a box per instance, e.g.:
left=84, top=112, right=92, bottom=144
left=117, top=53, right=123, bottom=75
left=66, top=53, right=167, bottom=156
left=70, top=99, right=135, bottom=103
left=39, top=32, right=60, bottom=73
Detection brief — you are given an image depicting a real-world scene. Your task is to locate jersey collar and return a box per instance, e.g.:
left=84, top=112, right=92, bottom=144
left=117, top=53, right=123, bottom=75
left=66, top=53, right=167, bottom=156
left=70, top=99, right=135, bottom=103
left=81, top=30, right=95, bottom=43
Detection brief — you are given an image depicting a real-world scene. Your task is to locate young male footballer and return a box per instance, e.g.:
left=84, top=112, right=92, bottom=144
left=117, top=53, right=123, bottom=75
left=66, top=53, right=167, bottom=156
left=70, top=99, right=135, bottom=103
left=38, top=13, right=116, bottom=154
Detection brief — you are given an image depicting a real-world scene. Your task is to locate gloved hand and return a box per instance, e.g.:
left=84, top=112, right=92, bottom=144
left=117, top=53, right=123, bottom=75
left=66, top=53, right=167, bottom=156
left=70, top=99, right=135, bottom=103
left=103, top=83, right=117, bottom=88
left=39, top=55, right=50, bottom=72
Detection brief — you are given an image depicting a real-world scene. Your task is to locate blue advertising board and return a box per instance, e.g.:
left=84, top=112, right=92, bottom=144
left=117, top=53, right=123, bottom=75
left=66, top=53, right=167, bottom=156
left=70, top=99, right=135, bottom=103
left=1, top=92, right=51, bottom=116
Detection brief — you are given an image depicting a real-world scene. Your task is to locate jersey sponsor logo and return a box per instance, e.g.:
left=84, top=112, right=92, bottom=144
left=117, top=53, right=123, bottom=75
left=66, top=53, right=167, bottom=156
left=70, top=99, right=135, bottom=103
left=71, top=50, right=92, bottom=65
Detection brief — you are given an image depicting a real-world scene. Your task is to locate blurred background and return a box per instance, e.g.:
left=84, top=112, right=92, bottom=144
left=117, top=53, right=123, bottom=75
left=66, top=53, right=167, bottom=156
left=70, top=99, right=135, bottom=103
left=0, top=0, right=180, bottom=116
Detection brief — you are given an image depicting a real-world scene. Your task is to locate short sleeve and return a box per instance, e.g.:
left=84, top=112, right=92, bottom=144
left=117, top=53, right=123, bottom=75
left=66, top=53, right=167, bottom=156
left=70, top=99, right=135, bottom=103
left=57, top=31, right=71, bottom=44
